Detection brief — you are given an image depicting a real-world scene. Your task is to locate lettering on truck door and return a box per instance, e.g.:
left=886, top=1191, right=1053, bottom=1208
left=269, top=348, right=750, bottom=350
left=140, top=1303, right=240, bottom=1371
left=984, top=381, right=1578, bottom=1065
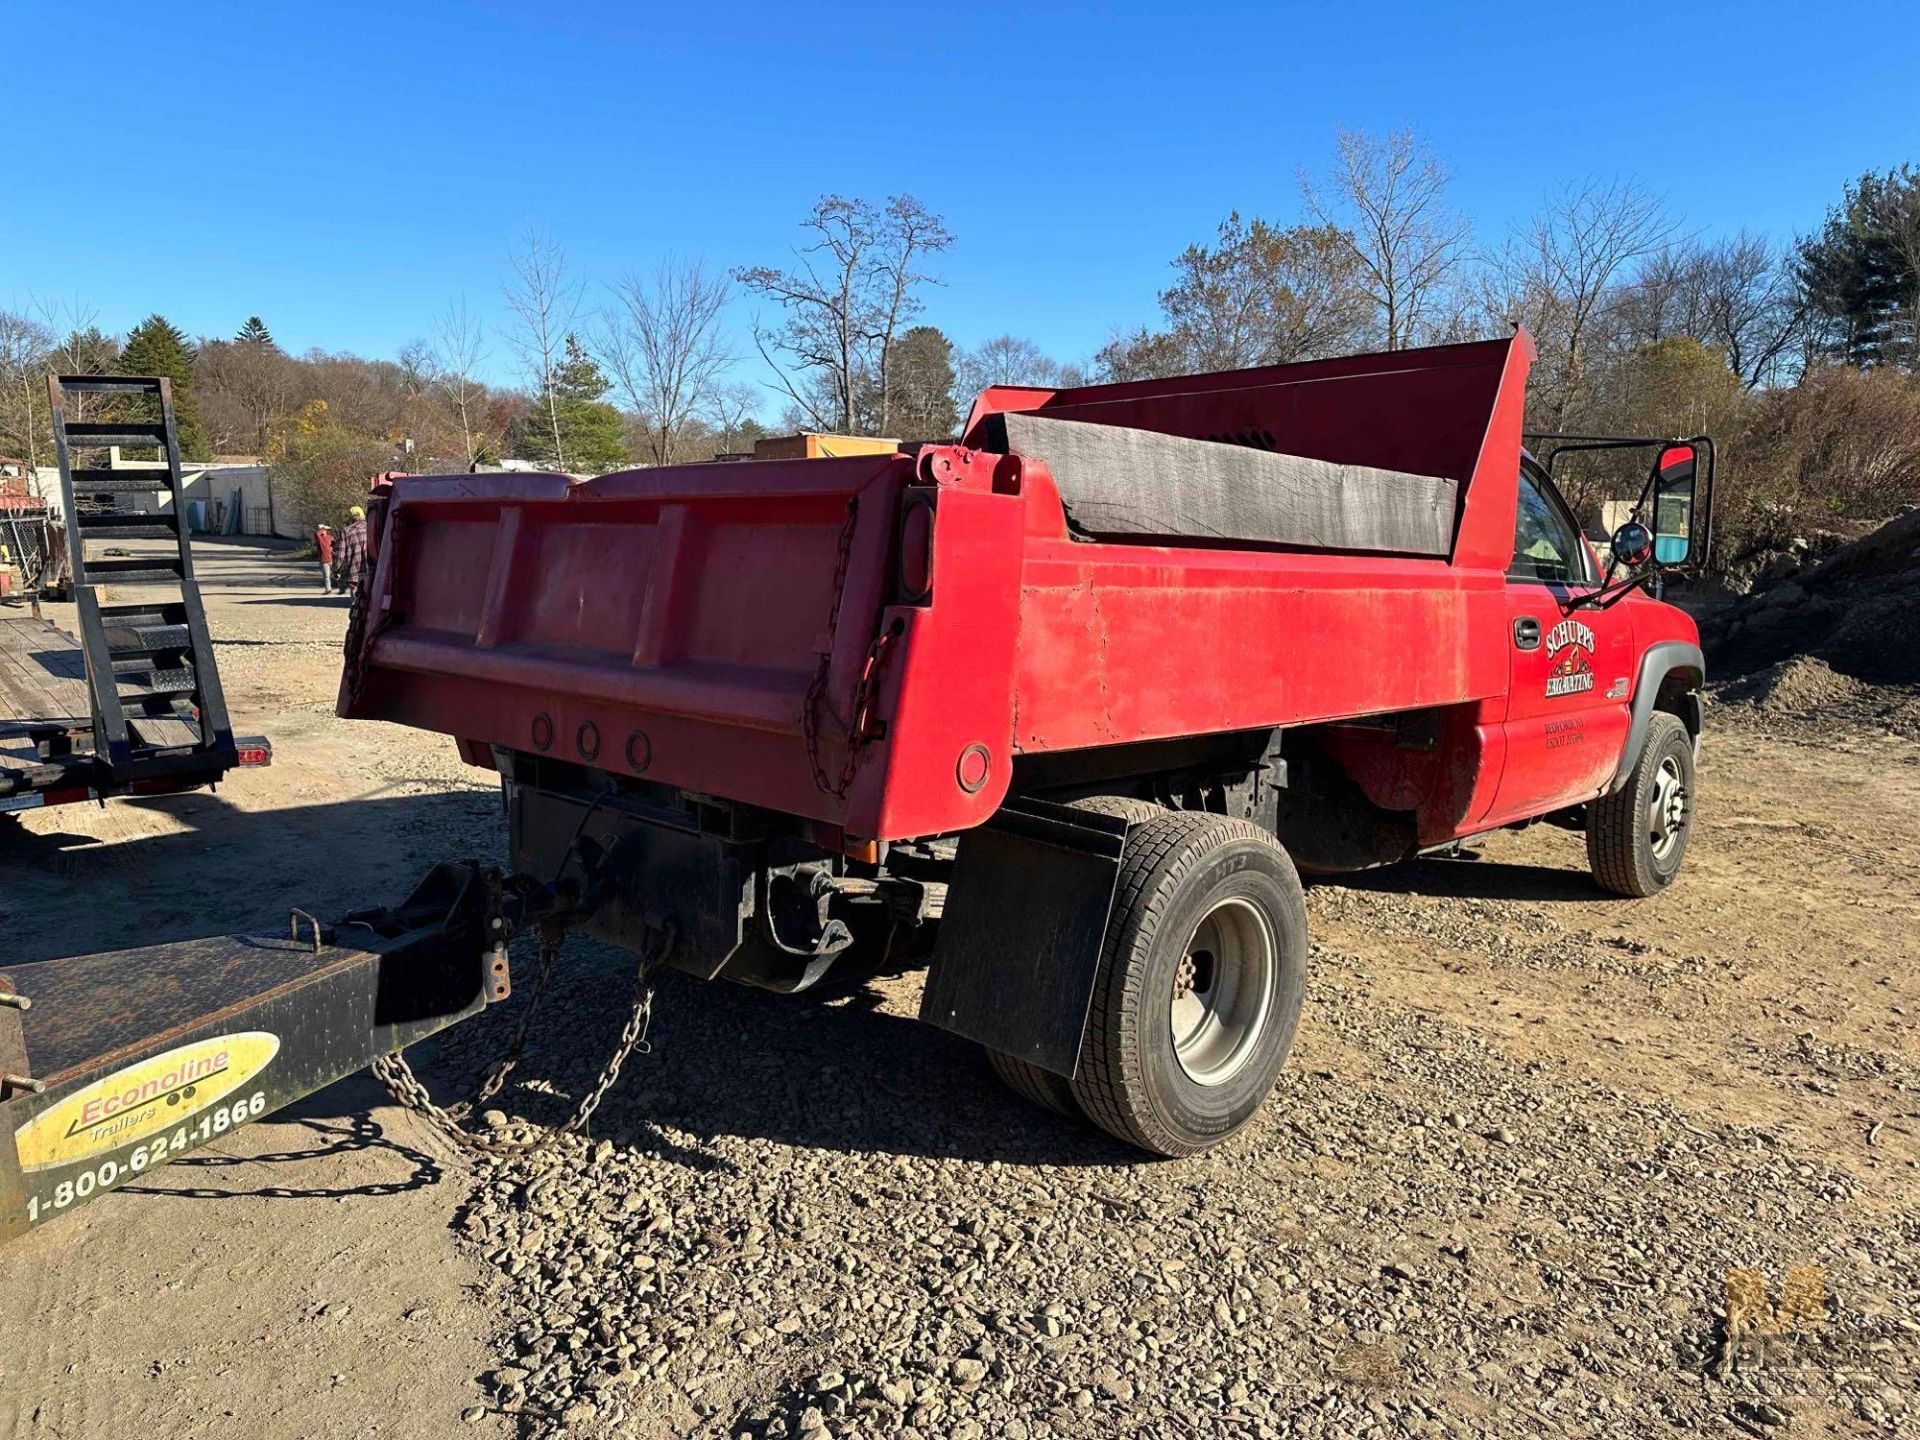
left=1491, top=461, right=1634, bottom=826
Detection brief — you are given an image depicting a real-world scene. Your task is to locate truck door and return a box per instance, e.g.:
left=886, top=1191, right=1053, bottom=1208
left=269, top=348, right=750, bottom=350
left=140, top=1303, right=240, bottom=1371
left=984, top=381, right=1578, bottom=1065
left=1491, top=461, right=1635, bottom=826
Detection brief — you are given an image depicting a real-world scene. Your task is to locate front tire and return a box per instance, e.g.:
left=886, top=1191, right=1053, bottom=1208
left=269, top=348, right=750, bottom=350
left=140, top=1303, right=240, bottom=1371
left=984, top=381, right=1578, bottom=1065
left=1071, top=813, right=1307, bottom=1157
left=1587, top=711, right=1694, bottom=897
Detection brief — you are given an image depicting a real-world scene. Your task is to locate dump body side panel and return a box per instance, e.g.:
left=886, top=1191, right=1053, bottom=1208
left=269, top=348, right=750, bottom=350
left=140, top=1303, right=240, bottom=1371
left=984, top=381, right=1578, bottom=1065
left=1009, top=529, right=1508, bottom=752
left=989, top=334, right=1533, bottom=844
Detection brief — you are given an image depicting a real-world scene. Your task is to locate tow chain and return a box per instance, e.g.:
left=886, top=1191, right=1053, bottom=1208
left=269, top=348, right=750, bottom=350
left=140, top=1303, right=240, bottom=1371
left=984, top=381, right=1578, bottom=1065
left=371, top=917, right=677, bottom=1157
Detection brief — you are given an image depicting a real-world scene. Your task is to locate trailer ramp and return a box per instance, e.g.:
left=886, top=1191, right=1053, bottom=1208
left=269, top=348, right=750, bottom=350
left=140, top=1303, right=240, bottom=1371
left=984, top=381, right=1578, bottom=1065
left=47, top=374, right=235, bottom=775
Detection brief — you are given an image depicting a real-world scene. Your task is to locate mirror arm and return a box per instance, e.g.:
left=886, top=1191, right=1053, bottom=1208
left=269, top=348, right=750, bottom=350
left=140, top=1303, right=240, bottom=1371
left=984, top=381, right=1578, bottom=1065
left=1566, top=567, right=1657, bottom=612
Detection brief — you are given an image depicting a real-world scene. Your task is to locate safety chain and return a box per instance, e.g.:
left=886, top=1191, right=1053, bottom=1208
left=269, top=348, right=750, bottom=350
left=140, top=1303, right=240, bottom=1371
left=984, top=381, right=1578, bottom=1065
left=803, top=496, right=870, bottom=798
left=371, top=917, right=677, bottom=1158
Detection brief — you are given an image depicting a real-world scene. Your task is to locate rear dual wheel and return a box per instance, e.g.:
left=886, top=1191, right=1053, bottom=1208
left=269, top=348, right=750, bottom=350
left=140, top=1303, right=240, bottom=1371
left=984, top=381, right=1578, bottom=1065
left=985, top=803, right=1308, bottom=1157
left=1071, top=813, right=1307, bottom=1156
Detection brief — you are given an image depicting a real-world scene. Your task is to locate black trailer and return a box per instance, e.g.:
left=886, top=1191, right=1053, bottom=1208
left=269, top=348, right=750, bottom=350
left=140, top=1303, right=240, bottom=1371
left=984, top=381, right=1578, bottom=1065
left=0, top=375, right=269, bottom=816
left=0, top=863, right=513, bottom=1242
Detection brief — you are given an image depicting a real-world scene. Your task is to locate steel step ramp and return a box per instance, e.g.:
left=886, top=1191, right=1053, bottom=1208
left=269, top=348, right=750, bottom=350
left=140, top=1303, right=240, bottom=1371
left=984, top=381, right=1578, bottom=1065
left=47, top=375, right=234, bottom=774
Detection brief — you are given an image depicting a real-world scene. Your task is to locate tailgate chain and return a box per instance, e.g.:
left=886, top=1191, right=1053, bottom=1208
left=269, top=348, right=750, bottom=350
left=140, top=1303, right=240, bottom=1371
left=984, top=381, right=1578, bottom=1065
left=371, top=916, right=677, bottom=1157
left=803, top=496, right=894, bottom=798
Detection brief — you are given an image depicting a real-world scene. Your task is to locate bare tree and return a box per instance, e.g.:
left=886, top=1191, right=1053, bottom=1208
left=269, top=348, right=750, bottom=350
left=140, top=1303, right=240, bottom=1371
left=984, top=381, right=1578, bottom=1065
left=736, top=194, right=953, bottom=435
left=868, top=196, right=953, bottom=435
left=430, top=298, right=491, bottom=464
left=29, top=297, right=117, bottom=430
left=1689, top=234, right=1807, bottom=388
left=37, top=298, right=115, bottom=376
left=504, top=228, right=582, bottom=467
left=1301, top=128, right=1470, bottom=349
left=1613, top=245, right=1699, bottom=343
left=1490, top=179, right=1679, bottom=427
left=1104, top=214, right=1376, bottom=380
left=0, top=308, right=54, bottom=467
left=706, top=380, right=765, bottom=454
left=955, top=335, right=1063, bottom=396
left=597, top=257, right=732, bottom=465
left=1610, top=235, right=1804, bottom=388
left=197, top=334, right=295, bottom=453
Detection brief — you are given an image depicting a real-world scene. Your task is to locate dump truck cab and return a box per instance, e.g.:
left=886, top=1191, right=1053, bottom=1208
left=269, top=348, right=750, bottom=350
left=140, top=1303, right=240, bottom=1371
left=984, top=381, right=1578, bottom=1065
left=1482, top=446, right=1702, bottom=831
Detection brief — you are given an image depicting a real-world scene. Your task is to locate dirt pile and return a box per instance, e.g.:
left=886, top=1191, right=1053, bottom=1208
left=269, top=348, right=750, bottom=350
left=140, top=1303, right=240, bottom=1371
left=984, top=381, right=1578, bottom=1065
left=1702, top=508, right=1920, bottom=733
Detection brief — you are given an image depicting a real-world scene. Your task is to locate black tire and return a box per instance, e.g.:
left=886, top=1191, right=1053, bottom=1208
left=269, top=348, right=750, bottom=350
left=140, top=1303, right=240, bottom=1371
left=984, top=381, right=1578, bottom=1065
left=1068, top=794, right=1166, bottom=824
left=984, top=1046, right=1080, bottom=1118
left=1070, top=812, right=1307, bottom=1157
left=1587, top=711, right=1694, bottom=897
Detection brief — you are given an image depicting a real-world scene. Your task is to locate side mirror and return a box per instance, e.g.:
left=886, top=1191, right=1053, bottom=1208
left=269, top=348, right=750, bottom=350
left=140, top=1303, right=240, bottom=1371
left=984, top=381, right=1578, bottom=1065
left=1650, top=445, right=1698, bottom=565
left=1610, top=520, right=1654, bottom=567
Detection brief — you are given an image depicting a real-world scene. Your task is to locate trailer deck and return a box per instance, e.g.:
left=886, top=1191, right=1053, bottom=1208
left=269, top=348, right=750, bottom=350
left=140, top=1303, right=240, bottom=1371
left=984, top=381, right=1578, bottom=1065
left=0, top=614, right=89, bottom=723
left=0, top=613, right=94, bottom=805
left=0, top=861, right=509, bottom=1242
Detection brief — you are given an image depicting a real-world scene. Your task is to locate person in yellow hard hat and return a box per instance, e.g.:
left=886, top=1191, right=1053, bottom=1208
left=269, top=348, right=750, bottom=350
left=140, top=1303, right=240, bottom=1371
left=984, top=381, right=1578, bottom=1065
left=334, top=505, right=369, bottom=596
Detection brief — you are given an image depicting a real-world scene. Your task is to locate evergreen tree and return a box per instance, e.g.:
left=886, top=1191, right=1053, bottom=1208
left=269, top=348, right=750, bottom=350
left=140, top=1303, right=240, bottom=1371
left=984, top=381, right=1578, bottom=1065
left=1796, top=167, right=1920, bottom=369
left=236, top=315, right=278, bottom=350
left=511, top=334, right=629, bottom=473
left=883, top=325, right=960, bottom=439
left=117, top=314, right=212, bottom=459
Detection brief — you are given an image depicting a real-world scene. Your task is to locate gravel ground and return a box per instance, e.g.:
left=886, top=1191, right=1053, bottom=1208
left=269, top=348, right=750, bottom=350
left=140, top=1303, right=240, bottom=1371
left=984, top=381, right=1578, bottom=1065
left=4, top=540, right=1916, bottom=1439
left=430, top=929, right=1917, bottom=1439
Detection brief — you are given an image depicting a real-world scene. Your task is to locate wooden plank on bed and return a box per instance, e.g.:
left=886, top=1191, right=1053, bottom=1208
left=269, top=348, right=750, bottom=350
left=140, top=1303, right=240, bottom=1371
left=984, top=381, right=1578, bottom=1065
left=990, top=411, right=1460, bottom=556
left=0, top=617, right=92, bottom=724
left=127, top=715, right=200, bottom=750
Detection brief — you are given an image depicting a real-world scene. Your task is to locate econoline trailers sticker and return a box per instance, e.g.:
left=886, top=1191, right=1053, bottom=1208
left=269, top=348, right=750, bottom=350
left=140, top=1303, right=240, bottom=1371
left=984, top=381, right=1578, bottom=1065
left=13, top=1031, right=281, bottom=1172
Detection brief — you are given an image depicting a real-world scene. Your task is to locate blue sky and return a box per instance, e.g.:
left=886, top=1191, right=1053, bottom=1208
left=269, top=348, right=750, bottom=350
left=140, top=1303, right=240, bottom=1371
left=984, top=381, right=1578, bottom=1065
left=4, top=1, right=1912, bottom=413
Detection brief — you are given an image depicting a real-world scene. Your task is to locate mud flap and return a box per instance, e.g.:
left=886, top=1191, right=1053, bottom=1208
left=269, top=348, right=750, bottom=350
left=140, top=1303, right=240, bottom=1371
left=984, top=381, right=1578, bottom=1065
left=918, top=799, right=1127, bottom=1078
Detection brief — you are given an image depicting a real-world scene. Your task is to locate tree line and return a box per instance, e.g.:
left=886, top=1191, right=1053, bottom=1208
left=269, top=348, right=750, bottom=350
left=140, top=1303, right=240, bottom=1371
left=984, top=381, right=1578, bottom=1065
left=1, top=130, right=1916, bottom=560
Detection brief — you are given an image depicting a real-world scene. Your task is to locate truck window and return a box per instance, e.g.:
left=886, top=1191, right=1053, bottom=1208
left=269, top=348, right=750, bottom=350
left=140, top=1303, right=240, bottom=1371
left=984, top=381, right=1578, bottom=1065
left=1511, top=465, right=1592, bottom=586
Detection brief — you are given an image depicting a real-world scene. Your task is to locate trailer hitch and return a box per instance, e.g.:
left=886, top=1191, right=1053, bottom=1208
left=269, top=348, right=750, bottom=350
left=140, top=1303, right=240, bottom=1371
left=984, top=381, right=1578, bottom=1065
left=0, top=861, right=511, bottom=1245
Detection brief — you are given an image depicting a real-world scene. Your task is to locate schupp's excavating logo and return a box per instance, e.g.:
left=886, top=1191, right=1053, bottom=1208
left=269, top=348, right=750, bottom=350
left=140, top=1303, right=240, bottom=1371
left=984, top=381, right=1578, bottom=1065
left=12, top=1032, right=280, bottom=1171
left=1544, top=618, right=1596, bottom=698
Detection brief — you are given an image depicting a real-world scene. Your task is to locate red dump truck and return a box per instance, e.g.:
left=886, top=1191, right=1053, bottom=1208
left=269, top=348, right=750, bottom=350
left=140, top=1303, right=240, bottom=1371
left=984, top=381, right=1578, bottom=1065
left=333, top=329, right=1707, bottom=1156
left=1, top=332, right=1713, bottom=1246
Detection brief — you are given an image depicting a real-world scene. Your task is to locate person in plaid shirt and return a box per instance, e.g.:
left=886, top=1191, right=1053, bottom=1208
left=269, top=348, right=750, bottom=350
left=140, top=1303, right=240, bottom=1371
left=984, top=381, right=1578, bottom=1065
left=333, top=505, right=369, bottom=595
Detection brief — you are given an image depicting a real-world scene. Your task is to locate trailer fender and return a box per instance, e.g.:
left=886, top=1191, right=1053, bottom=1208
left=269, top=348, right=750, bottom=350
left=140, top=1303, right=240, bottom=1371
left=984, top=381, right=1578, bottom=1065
left=1608, top=641, right=1705, bottom=793
left=919, top=798, right=1129, bottom=1077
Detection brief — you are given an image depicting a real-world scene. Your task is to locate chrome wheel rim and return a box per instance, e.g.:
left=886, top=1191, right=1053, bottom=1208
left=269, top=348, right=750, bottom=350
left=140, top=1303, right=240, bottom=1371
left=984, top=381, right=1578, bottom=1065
left=1648, top=756, right=1689, bottom=864
left=1170, top=897, right=1276, bottom=1086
